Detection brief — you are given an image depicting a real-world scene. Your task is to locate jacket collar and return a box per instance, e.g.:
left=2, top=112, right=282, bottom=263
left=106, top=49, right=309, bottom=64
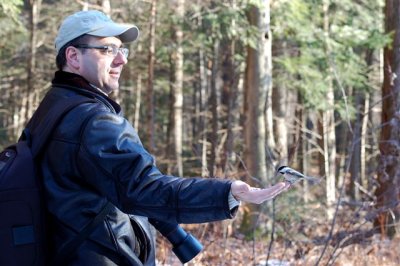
left=52, top=71, right=121, bottom=113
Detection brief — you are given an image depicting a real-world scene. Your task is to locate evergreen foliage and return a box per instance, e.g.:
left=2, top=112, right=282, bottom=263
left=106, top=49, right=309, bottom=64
left=272, top=0, right=388, bottom=113
left=0, top=1, right=398, bottom=263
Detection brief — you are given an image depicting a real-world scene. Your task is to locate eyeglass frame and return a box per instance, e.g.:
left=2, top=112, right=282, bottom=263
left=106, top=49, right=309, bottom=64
left=73, top=44, right=129, bottom=59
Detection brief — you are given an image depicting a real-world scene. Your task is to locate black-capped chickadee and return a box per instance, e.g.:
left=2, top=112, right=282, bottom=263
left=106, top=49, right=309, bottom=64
left=277, top=166, right=320, bottom=185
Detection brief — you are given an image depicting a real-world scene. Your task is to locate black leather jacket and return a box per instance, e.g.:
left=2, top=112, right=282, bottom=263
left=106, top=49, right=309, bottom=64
left=28, top=71, right=234, bottom=265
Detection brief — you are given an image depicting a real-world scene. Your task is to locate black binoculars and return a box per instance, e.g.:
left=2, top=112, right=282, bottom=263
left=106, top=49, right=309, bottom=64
left=149, top=219, right=203, bottom=264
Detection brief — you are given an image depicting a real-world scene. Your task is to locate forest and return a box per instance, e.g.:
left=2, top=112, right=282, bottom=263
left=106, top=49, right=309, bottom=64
left=0, top=0, right=399, bottom=265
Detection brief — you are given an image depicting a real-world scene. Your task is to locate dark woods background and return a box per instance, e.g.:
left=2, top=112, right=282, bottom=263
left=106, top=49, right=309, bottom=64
left=1, top=0, right=399, bottom=265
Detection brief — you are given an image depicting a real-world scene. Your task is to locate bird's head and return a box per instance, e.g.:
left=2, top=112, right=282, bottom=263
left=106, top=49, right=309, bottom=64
left=277, top=165, right=288, bottom=175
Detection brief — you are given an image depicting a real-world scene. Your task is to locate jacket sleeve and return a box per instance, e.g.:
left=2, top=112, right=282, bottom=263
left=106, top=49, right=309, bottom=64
left=77, top=111, right=235, bottom=224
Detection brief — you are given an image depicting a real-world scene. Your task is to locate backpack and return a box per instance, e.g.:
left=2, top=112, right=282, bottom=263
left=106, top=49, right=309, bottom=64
left=0, top=95, right=112, bottom=266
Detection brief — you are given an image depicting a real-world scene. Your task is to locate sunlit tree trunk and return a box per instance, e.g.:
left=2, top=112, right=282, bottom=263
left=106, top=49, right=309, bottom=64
left=194, top=5, right=209, bottom=177
left=207, top=40, right=219, bottom=177
left=264, top=0, right=275, bottom=172
left=166, top=0, right=184, bottom=176
left=133, top=44, right=142, bottom=130
left=25, top=0, right=41, bottom=124
left=350, top=91, right=364, bottom=200
left=272, top=82, right=288, bottom=165
left=299, top=106, right=311, bottom=203
left=146, top=0, right=157, bottom=153
left=374, top=0, right=400, bottom=238
left=322, top=0, right=336, bottom=220
left=102, top=0, right=122, bottom=104
left=199, top=49, right=208, bottom=177
left=322, top=112, right=336, bottom=219
left=9, top=80, right=20, bottom=141
left=360, top=93, right=369, bottom=190
left=359, top=51, right=373, bottom=194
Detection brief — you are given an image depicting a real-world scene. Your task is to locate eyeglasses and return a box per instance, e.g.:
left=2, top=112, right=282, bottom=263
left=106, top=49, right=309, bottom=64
left=74, top=44, right=129, bottom=59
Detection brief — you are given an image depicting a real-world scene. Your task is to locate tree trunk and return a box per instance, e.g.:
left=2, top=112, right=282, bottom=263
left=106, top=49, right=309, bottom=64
left=265, top=2, right=275, bottom=166
left=173, top=0, right=184, bottom=177
left=102, top=0, right=121, bottom=103
left=133, top=44, right=143, bottom=130
left=350, top=91, right=363, bottom=200
left=272, top=83, right=288, bottom=164
left=301, top=108, right=311, bottom=203
left=374, top=0, right=400, bottom=238
left=264, top=0, right=275, bottom=173
left=322, top=0, right=336, bottom=220
left=193, top=5, right=209, bottom=177
left=360, top=93, right=369, bottom=190
left=146, top=0, right=157, bottom=153
left=208, top=40, right=219, bottom=177
left=166, top=0, right=185, bottom=176
left=220, top=38, right=238, bottom=176
left=25, top=0, right=41, bottom=123
left=199, top=44, right=208, bottom=177
left=241, top=1, right=269, bottom=233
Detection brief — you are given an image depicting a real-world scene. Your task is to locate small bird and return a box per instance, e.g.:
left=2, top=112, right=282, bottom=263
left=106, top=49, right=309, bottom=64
left=277, top=166, right=320, bottom=185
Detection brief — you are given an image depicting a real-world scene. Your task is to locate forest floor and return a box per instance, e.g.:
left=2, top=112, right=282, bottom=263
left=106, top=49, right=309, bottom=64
left=155, top=198, right=400, bottom=266
left=156, top=232, right=400, bottom=265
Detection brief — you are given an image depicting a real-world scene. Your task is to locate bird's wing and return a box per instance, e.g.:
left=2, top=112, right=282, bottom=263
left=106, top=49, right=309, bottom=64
left=286, top=169, right=306, bottom=178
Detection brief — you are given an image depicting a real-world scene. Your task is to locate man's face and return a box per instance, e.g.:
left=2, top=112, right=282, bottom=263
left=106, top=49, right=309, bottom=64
left=77, top=36, right=128, bottom=94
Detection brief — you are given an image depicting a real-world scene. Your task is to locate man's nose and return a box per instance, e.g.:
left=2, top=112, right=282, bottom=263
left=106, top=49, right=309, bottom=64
left=114, top=51, right=128, bottom=65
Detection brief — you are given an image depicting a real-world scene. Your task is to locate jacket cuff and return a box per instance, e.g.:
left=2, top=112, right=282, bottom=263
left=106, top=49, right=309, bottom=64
left=228, top=189, right=241, bottom=209
left=228, top=188, right=240, bottom=217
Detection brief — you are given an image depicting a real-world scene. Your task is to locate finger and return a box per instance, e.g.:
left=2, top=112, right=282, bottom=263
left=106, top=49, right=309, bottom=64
left=245, top=184, right=287, bottom=204
left=258, top=182, right=289, bottom=201
left=283, top=181, right=292, bottom=189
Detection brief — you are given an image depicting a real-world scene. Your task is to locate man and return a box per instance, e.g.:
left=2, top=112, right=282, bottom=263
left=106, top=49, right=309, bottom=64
left=28, top=10, right=290, bottom=265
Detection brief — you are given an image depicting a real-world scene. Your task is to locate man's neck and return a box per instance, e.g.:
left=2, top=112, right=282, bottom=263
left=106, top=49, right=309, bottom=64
left=61, top=68, right=108, bottom=96
left=89, top=83, right=108, bottom=96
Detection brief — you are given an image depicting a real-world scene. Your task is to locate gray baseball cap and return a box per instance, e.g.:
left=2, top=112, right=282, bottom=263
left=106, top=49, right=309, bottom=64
left=55, top=10, right=139, bottom=54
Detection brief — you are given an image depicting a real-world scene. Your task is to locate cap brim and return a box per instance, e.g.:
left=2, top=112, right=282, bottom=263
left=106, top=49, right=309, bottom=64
left=89, top=23, right=139, bottom=43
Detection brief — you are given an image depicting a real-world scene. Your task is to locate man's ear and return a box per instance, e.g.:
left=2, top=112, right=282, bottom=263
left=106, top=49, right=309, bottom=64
left=65, top=46, right=81, bottom=70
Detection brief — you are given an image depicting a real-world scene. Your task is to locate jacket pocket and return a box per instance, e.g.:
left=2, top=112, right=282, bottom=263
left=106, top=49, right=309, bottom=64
left=129, top=215, right=152, bottom=264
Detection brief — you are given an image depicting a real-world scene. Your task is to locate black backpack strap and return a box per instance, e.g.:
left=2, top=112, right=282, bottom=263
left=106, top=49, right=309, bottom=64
left=24, top=94, right=113, bottom=264
left=24, top=94, right=108, bottom=263
left=50, top=201, right=114, bottom=265
left=29, top=96, right=97, bottom=157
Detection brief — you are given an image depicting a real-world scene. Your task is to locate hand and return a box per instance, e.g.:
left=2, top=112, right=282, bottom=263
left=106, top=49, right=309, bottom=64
left=231, top=180, right=291, bottom=204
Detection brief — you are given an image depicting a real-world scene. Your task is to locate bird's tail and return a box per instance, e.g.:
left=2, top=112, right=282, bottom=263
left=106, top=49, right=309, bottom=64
left=304, top=175, right=321, bottom=184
